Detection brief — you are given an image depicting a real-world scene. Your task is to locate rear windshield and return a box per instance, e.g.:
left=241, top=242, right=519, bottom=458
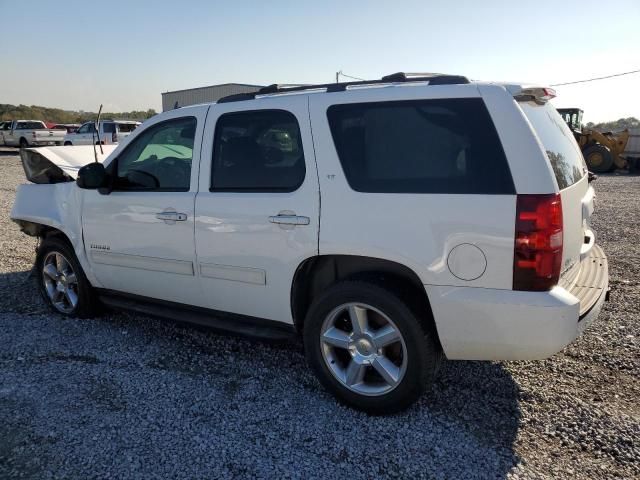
left=327, top=98, right=514, bottom=194
left=17, top=122, right=45, bottom=130
left=117, top=123, right=138, bottom=133
left=519, top=101, right=586, bottom=189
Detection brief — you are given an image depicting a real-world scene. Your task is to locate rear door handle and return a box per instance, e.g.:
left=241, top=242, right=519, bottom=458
left=268, top=214, right=310, bottom=226
left=156, top=212, right=188, bottom=222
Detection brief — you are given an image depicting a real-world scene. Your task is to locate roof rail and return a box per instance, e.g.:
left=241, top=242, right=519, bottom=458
left=217, top=72, right=470, bottom=103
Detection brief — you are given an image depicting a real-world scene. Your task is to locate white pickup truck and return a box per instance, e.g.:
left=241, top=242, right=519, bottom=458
left=10, top=73, right=609, bottom=413
left=3, top=120, right=66, bottom=148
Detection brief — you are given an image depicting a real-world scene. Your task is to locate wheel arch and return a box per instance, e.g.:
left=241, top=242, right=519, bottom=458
left=14, top=219, right=101, bottom=288
left=290, top=254, right=441, bottom=348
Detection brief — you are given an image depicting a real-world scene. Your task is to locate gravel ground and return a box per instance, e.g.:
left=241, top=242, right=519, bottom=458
left=0, top=146, right=638, bottom=479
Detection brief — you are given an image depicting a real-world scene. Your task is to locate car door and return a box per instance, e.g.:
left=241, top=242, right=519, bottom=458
left=82, top=106, right=208, bottom=305
left=5, top=122, right=17, bottom=145
left=0, top=122, right=9, bottom=145
left=195, top=96, right=320, bottom=323
left=71, top=122, right=91, bottom=144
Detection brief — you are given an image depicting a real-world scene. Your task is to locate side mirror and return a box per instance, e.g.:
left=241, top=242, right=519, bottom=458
left=76, top=162, right=107, bottom=189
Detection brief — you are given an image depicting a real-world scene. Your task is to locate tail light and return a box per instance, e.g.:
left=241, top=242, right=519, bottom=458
left=513, top=194, right=563, bottom=291
left=112, top=131, right=117, bottom=143
left=32, top=132, right=37, bottom=138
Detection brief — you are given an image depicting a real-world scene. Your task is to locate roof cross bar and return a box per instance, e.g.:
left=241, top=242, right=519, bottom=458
left=217, top=72, right=470, bottom=103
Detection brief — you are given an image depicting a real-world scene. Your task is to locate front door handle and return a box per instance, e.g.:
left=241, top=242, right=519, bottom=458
left=268, top=214, right=310, bottom=226
left=156, top=211, right=188, bottom=222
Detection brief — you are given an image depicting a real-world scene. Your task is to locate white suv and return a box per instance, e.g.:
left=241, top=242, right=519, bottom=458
left=11, top=73, right=609, bottom=413
left=63, top=120, right=140, bottom=146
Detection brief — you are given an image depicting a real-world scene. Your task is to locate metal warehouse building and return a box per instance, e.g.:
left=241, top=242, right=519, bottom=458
left=161, top=83, right=263, bottom=111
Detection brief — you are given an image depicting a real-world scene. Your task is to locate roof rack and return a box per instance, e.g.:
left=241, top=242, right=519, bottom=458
left=217, top=72, right=470, bottom=103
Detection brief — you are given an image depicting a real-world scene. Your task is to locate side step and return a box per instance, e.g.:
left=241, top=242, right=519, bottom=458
left=97, top=290, right=297, bottom=342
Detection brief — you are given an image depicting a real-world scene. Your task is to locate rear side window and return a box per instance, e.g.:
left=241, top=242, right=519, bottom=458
left=211, top=110, right=305, bottom=192
left=327, top=98, right=514, bottom=194
left=117, top=123, right=138, bottom=133
left=102, top=122, right=116, bottom=133
left=519, top=102, right=586, bottom=189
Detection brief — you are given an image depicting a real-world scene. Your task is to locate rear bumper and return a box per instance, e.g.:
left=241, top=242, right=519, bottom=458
left=427, top=245, right=608, bottom=361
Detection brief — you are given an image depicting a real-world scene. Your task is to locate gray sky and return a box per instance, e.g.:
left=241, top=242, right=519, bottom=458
left=0, top=0, right=638, bottom=122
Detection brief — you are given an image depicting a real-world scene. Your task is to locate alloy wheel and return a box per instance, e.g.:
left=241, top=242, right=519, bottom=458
left=42, top=251, right=79, bottom=314
left=320, top=302, right=408, bottom=396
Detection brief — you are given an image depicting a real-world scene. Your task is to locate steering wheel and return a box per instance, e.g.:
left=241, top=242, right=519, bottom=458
left=127, top=169, right=160, bottom=188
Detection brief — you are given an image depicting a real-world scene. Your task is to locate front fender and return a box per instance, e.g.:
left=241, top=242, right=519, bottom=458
left=11, top=183, right=102, bottom=287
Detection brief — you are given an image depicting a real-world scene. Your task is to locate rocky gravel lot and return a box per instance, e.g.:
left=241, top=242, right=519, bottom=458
left=0, top=146, right=638, bottom=479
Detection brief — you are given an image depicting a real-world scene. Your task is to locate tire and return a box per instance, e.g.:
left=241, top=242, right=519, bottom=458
left=35, top=236, right=97, bottom=318
left=64, top=141, right=72, bottom=146
left=303, top=280, right=441, bottom=414
left=583, top=144, right=614, bottom=173
left=19, top=137, right=29, bottom=149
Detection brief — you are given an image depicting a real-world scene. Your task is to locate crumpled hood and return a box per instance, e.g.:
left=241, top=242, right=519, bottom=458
left=20, top=145, right=117, bottom=183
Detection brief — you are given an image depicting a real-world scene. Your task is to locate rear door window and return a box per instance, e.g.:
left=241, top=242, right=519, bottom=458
left=117, top=123, right=138, bottom=133
left=519, top=102, right=586, bottom=189
left=102, top=122, right=116, bottom=133
left=210, top=110, right=306, bottom=192
left=327, top=98, right=514, bottom=194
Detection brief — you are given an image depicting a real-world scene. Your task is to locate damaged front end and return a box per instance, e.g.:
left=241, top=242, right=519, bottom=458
left=12, top=145, right=115, bottom=240
left=19, top=145, right=116, bottom=184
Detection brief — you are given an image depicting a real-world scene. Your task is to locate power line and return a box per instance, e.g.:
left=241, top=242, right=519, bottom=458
left=551, top=68, right=640, bottom=86
left=336, top=70, right=366, bottom=82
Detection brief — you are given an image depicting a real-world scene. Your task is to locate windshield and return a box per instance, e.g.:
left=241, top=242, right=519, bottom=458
left=520, top=101, right=586, bottom=189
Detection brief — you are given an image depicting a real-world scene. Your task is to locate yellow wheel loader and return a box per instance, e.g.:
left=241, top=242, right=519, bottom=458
left=557, top=108, right=630, bottom=173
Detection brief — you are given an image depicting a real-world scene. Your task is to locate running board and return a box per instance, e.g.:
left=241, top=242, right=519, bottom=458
left=97, top=290, right=297, bottom=342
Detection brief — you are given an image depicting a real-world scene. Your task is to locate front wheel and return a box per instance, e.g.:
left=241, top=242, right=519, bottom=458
left=35, top=237, right=97, bottom=317
left=303, top=281, right=441, bottom=414
left=64, top=141, right=72, bottom=146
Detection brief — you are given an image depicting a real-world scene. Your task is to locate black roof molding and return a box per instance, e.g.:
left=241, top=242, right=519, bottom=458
left=217, top=72, right=470, bottom=103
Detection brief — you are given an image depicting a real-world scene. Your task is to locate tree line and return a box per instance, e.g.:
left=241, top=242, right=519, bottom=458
left=0, top=104, right=157, bottom=124
left=585, top=117, right=639, bottom=132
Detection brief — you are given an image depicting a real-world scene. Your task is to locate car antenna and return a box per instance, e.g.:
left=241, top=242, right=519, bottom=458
left=92, top=104, right=104, bottom=163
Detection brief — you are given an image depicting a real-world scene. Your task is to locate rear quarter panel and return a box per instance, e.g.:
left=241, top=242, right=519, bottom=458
left=309, top=85, right=518, bottom=289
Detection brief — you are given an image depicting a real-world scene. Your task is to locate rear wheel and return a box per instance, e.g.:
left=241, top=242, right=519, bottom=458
left=19, top=137, right=28, bottom=149
left=36, top=237, right=97, bottom=317
left=303, top=281, right=441, bottom=414
left=583, top=144, right=614, bottom=173
left=64, top=141, right=72, bottom=146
